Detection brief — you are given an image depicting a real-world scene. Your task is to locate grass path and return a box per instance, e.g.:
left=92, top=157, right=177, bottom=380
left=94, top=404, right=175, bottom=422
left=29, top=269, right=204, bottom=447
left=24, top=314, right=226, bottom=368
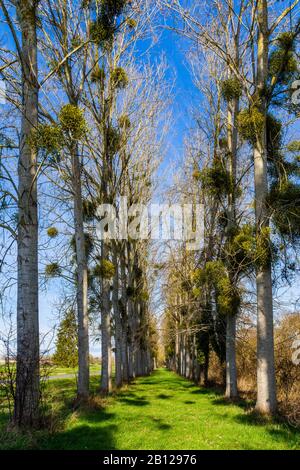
left=35, top=368, right=300, bottom=450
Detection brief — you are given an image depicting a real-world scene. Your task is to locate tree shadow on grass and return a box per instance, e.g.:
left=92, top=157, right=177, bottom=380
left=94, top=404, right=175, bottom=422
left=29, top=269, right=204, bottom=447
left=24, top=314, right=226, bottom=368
left=211, top=396, right=252, bottom=411
left=37, top=401, right=118, bottom=450
left=267, top=427, right=300, bottom=448
left=151, top=417, right=172, bottom=431
left=118, top=397, right=149, bottom=407
left=157, top=393, right=172, bottom=400
left=190, top=388, right=221, bottom=396
left=137, top=379, right=158, bottom=385
left=233, top=411, right=300, bottom=449
left=40, top=422, right=118, bottom=450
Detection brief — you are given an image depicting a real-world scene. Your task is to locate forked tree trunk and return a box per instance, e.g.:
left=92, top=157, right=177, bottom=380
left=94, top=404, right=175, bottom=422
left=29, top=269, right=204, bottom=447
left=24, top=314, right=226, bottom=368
left=254, top=0, right=277, bottom=415
left=14, top=0, right=39, bottom=428
left=71, top=144, right=89, bottom=400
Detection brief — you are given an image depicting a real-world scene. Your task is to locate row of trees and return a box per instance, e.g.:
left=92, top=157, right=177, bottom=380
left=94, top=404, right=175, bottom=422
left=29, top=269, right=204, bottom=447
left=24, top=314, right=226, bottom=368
left=161, top=0, right=300, bottom=415
left=0, top=0, right=299, bottom=432
left=0, top=0, right=163, bottom=427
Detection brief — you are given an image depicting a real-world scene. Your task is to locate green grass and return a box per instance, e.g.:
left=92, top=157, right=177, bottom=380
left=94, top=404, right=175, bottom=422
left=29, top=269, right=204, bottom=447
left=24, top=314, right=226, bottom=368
left=47, top=364, right=100, bottom=376
left=0, top=364, right=100, bottom=377
left=1, top=369, right=299, bottom=450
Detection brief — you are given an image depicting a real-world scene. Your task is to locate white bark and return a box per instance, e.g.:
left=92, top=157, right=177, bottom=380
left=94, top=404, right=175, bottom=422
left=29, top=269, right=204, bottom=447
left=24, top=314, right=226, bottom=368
left=113, top=252, right=122, bottom=388
left=225, top=91, right=239, bottom=399
left=254, top=0, right=277, bottom=415
left=71, top=144, right=89, bottom=400
left=225, top=314, right=238, bottom=398
left=100, top=242, right=112, bottom=394
left=14, top=0, right=39, bottom=427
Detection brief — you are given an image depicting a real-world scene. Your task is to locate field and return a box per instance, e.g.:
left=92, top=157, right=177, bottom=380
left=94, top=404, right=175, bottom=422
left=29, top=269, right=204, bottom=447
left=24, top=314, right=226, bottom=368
left=0, top=364, right=100, bottom=378
left=1, top=369, right=299, bottom=450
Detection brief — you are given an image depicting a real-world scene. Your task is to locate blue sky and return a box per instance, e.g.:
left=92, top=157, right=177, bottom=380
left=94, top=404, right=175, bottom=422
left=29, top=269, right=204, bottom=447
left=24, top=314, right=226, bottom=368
left=39, top=27, right=199, bottom=355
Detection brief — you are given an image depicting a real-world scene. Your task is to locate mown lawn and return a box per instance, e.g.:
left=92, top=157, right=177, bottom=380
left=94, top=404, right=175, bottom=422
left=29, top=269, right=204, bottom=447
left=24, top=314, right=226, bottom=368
left=0, top=369, right=299, bottom=450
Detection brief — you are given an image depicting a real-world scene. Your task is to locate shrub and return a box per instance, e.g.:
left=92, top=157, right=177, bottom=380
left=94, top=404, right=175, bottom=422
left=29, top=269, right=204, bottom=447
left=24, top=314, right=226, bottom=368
left=59, top=104, right=87, bottom=140
left=138, top=291, right=150, bottom=302
left=118, top=114, right=131, bottom=130
left=111, top=67, right=128, bottom=89
left=221, top=77, right=242, bottom=102
left=126, top=18, right=137, bottom=29
left=269, top=49, right=297, bottom=77
left=91, top=65, right=105, bottom=84
left=208, top=311, right=300, bottom=426
left=107, top=126, right=121, bottom=155
left=29, top=124, right=63, bottom=153
left=100, top=0, right=128, bottom=17
left=192, top=169, right=202, bottom=180
left=219, top=137, right=228, bottom=149
left=82, top=199, right=97, bottom=222
left=237, top=107, right=265, bottom=144
left=47, top=227, right=59, bottom=238
left=93, top=259, right=115, bottom=279
left=90, top=2, right=128, bottom=46
left=269, top=32, right=297, bottom=85
left=287, top=140, right=300, bottom=152
left=228, top=224, right=256, bottom=272
left=255, top=227, right=274, bottom=268
left=199, top=163, right=232, bottom=196
left=266, top=114, right=282, bottom=160
left=276, top=32, right=295, bottom=50
left=71, top=35, right=82, bottom=49
left=45, top=263, right=61, bottom=277
left=269, top=182, right=300, bottom=238
left=194, top=261, right=240, bottom=316
left=89, top=18, right=115, bottom=47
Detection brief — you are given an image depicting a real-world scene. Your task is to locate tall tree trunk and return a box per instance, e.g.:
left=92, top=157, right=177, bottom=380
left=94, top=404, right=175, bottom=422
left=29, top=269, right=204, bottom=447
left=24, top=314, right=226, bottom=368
left=101, top=268, right=112, bottom=394
left=254, top=0, right=277, bottom=415
left=175, top=318, right=180, bottom=373
left=127, top=244, right=136, bottom=379
left=127, top=294, right=135, bottom=379
left=100, top=243, right=112, bottom=394
left=120, top=248, right=129, bottom=382
left=225, top=314, right=238, bottom=398
left=225, top=83, right=239, bottom=399
left=113, top=251, right=122, bottom=388
left=14, top=0, right=39, bottom=428
left=71, top=144, right=89, bottom=400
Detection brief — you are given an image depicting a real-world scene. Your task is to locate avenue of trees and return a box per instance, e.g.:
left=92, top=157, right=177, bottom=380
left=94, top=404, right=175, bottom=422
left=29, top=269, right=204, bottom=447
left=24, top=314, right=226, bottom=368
left=0, top=0, right=299, bottom=432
